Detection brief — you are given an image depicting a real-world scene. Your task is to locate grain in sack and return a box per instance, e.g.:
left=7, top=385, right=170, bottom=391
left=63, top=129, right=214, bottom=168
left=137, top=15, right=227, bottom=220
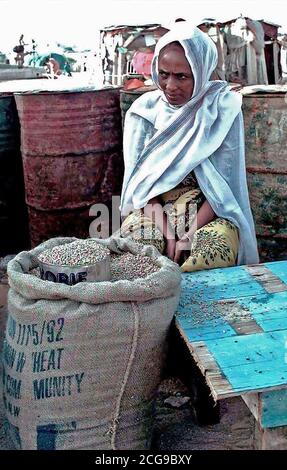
left=2, top=236, right=181, bottom=450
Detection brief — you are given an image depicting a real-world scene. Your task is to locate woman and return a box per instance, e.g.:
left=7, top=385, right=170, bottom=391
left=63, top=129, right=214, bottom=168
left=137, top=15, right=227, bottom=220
left=119, top=23, right=259, bottom=271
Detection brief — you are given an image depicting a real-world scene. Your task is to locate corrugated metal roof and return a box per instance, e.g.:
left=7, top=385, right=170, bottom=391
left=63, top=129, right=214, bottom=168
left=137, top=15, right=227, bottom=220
left=259, top=19, right=281, bottom=28
left=101, top=24, right=160, bottom=32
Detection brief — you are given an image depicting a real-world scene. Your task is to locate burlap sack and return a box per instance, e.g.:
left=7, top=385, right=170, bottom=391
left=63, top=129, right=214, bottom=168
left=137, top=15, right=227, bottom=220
left=2, top=237, right=181, bottom=450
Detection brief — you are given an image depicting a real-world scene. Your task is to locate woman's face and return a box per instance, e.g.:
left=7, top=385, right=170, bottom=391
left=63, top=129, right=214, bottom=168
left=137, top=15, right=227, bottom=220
left=158, top=44, right=194, bottom=106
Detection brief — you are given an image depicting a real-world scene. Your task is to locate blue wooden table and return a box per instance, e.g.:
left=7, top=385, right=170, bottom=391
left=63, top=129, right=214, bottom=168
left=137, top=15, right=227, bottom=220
left=175, top=260, right=287, bottom=449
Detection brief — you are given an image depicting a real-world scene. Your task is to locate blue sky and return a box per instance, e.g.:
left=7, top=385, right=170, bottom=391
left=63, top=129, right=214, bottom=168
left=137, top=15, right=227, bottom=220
left=1, top=0, right=286, bottom=51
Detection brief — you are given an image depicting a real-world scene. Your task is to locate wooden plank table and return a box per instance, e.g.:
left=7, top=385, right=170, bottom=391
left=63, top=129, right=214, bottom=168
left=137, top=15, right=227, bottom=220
left=175, top=260, right=287, bottom=449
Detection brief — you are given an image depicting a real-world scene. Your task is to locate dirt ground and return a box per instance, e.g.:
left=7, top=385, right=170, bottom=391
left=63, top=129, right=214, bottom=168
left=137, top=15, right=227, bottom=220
left=0, top=259, right=257, bottom=451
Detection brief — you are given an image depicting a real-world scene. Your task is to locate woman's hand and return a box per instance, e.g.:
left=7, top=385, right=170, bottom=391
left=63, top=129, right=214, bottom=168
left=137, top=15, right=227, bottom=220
left=174, top=238, right=192, bottom=264
left=166, top=238, right=176, bottom=260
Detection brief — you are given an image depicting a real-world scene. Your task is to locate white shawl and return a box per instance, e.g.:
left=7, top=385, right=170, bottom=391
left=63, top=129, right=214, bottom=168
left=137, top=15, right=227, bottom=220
left=120, top=23, right=259, bottom=265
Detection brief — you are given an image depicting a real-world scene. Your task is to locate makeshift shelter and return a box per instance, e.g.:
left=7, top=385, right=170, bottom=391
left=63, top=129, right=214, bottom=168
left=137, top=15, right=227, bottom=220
left=99, top=24, right=168, bottom=86
left=219, top=17, right=281, bottom=85
left=28, top=53, right=68, bottom=71
left=260, top=20, right=282, bottom=84
left=100, top=18, right=283, bottom=87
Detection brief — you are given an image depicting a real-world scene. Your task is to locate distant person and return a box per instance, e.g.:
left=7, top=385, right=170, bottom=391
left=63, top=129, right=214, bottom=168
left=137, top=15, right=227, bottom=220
left=13, top=34, right=25, bottom=68
left=63, top=61, right=72, bottom=76
left=29, top=39, right=38, bottom=67
left=43, top=57, right=61, bottom=78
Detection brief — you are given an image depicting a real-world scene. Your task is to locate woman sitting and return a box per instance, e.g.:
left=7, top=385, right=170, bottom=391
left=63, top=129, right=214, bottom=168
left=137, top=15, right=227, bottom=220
left=119, top=23, right=259, bottom=271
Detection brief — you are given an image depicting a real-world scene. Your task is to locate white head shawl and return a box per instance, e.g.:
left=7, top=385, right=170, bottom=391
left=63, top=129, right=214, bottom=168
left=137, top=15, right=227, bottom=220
left=120, top=23, right=259, bottom=264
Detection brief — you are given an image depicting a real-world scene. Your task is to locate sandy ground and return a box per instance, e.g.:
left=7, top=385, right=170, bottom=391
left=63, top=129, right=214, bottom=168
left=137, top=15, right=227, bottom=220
left=0, top=263, right=257, bottom=451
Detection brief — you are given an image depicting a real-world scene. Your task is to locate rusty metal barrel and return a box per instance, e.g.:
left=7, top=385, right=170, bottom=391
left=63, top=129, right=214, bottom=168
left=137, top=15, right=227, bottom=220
left=242, top=86, right=287, bottom=261
left=0, top=94, right=29, bottom=255
left=15, top=88, right=123, bottom=247
left=120, top=85, right=156, bottom=128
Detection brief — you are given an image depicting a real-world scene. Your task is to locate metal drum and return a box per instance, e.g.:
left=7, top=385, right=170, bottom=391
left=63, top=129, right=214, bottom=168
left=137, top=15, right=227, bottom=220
left=242, top=87, right=287, bottom=261
left=15, top=88, right=124, bottom=247
left=0, top=94, right=29, bottom=255
left=120, top=85, right=156, bottom=128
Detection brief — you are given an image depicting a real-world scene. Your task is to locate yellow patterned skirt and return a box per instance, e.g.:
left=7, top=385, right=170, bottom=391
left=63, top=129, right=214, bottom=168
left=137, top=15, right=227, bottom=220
left=119, top=187, right=239, bottom=273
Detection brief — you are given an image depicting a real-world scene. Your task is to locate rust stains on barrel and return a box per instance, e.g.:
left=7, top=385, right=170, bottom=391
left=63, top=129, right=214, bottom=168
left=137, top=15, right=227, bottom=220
left=15, top=88, right=124, bottom=246
left=242, top=87, right=287, bottom=261
left=0, top=94, right=29, bottom=255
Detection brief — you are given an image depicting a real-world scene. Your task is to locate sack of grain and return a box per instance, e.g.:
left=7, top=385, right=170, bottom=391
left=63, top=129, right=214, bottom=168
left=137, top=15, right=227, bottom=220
left=2, top=237, right=181, bottom=450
